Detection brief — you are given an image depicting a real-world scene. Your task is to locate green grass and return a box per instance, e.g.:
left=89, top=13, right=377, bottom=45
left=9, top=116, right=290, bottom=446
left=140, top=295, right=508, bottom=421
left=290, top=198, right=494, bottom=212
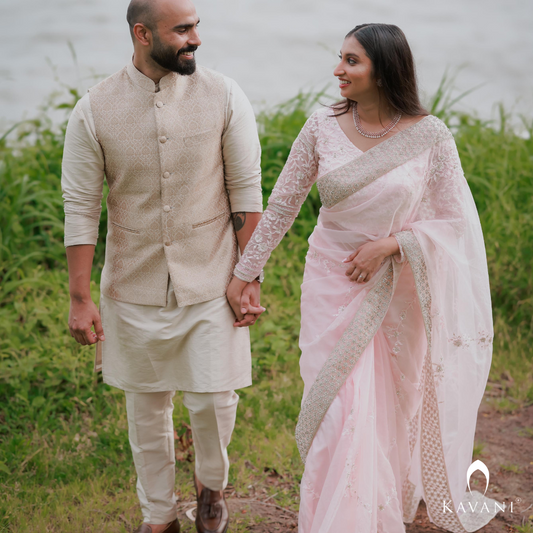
left=499, top=463, right=524, bottom=475
left=472, top=440, right=485, bottom=459
left=1, top=85, right=532, bottom=531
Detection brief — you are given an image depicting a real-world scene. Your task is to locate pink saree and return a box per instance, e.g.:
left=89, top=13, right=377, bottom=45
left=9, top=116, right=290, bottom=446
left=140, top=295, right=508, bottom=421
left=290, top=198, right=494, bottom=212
left=234, top=108, right=493, bottom=533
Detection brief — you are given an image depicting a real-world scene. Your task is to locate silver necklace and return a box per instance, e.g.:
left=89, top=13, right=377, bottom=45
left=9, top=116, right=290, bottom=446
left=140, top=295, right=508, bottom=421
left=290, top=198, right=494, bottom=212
left=352, top=103, right=402, bottom=139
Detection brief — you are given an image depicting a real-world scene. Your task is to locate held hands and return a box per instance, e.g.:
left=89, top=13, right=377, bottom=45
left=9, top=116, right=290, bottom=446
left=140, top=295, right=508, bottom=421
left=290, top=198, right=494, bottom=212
left=343, top=237, right=400, bottom=283
left=68, top=297, right=105, bottom=345
left=226, top=276, right=266, bottom=327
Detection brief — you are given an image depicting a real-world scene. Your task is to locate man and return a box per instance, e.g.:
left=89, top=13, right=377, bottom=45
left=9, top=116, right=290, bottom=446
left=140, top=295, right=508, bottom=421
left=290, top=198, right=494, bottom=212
left=61, top=0, right=265, bottom=531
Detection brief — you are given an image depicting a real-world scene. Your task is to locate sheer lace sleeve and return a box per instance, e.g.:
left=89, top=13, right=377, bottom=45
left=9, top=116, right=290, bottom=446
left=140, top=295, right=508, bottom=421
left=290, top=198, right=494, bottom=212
left=233, top=112, right=320, bottom=282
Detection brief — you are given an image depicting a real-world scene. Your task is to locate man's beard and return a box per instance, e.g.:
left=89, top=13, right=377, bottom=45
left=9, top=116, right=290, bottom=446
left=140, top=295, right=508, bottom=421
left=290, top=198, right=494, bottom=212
left=150, top=34, right=197, bottom=75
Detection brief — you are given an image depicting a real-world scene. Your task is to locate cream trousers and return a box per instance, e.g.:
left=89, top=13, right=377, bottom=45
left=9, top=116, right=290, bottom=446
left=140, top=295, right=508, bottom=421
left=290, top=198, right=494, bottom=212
left=125, top=389, right=239, bottom=524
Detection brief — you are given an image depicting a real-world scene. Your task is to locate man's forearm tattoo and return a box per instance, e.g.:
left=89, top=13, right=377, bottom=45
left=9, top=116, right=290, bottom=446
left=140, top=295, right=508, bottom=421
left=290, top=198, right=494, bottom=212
left=232, top=212, right=246, bottom=232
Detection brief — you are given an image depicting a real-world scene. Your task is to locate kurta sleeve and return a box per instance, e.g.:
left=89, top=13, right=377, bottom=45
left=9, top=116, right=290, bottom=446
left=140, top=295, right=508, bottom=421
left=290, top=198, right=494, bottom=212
left=61, top=93, right=105, bottom=247
left=221, top=77, right=263, bottom=213
left=233, top=111, right=320, bottom=282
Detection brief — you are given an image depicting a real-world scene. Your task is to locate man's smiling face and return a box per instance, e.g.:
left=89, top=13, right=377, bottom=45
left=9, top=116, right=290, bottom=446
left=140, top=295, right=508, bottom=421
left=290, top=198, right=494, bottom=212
left=149, top=0, right=201, bottom=75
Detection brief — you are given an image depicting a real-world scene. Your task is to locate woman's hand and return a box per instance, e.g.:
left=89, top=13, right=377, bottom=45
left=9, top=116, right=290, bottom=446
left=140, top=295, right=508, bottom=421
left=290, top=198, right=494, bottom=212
left=226, top=276, right=266, bottom=327
left=343, top=237, right=400, bottom=283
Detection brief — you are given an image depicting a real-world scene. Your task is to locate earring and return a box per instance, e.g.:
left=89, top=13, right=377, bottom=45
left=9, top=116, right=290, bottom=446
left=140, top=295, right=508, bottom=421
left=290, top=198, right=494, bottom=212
left=377, top=79, right=383, bottom=87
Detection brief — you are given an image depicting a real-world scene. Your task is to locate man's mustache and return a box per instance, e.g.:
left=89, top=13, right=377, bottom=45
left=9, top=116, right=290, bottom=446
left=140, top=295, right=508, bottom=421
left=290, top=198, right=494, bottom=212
left=178, top=46, right=198, bottom=55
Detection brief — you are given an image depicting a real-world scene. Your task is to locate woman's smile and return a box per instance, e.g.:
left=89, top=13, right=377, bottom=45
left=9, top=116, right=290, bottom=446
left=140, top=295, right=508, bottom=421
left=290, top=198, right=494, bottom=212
left=338, top=78, right=351, bottom=88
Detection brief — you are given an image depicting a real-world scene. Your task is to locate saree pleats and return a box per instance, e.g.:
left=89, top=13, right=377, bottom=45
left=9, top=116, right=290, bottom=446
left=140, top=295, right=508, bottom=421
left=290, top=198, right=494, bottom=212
left=299, top=241, right=428, bottom=532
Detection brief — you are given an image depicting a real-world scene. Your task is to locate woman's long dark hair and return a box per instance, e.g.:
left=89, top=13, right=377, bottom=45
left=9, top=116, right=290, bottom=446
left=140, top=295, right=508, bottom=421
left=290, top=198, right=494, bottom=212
left=331, top=23, right=428, bottom=118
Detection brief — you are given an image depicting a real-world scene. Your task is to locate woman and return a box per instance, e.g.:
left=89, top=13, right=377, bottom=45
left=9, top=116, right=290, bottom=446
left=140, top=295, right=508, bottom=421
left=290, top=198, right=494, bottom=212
left=227, top=24, right=493, bottom=533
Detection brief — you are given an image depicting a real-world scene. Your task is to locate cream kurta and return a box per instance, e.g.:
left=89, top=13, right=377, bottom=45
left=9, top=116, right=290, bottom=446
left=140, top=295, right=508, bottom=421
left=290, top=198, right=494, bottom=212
left=100, top=278, right=251, bottom=393
left=62, top=64, right=262, bottom=392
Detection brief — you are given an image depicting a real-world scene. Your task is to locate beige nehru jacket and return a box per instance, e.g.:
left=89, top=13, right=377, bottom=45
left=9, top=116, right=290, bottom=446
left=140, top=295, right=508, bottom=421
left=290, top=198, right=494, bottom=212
left=62, top=62, right=263, bottom=307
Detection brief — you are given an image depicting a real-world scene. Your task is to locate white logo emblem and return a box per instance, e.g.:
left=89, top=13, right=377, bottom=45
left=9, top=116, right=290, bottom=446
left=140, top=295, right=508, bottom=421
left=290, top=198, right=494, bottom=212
left=466, top=459, right=490, bottom=496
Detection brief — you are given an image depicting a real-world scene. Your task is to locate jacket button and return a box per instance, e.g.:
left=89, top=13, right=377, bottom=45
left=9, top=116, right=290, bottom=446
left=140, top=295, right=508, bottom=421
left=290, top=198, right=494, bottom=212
left=163, top=205, right=171, bottom=212
left=159, top=136, right=167, bottom=143
left=164, top=241, right=171, bottom=246
left=156, top=101, right=164, bottom=108
left=163, top=172, right=170, bottom=179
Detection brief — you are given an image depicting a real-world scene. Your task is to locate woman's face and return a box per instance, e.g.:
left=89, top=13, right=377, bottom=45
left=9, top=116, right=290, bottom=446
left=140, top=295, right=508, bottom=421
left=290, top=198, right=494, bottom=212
left=333, top=36, right=377, bottom=101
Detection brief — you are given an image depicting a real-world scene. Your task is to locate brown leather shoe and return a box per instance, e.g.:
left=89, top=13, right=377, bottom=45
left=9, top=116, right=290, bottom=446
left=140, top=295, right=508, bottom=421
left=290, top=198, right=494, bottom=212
left=194, top=480, right=229, bottom=533
left=133, top=518, right=180, bottom=533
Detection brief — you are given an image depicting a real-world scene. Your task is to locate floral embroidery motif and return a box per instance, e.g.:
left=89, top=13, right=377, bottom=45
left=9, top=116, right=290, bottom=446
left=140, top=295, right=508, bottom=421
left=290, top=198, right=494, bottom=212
left=336, top=279, right=364, bottom=316
left=344, top=467, right=374, bottom=514
left=344, top=439, right=361, bottom=498
left=448, top=331, right=493, bottom=349
left=307, top=247, right=359, bottom=318
left=302, top=472, right=321, bottom=501
left=333, top=284, right=360, bottom=318
left=449, top=333, right=473, bottom=348
left=306, top=248, right=346, bottom=274
left=385, top=294, right=417, bottom=356
left=477, top=331, right=493, bottom=348
left=433, top=361, right=445, bottom=387
left=378, top=485, right=398, bottom=512
left=342, top=408, right=357, bottom=437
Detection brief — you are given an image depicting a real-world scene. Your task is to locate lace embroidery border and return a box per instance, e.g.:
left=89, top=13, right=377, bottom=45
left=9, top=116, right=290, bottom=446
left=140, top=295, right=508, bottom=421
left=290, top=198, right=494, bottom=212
left=395, top=229, right=467, bottom=533
left=402, top=479, right=419, bottom=523
left=316, top=115, right=452, bottom=209
left=295, top=260, right=399, bottom=462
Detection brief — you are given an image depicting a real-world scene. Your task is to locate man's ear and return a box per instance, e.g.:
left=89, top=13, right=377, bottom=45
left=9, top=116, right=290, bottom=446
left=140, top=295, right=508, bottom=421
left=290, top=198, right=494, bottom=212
left=133, top=23, right=152, bottom=46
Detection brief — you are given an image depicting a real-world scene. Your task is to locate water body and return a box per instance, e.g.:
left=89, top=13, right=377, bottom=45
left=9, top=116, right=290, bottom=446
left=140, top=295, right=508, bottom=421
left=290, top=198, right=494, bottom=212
left=1, top=0, right=532, bottom=129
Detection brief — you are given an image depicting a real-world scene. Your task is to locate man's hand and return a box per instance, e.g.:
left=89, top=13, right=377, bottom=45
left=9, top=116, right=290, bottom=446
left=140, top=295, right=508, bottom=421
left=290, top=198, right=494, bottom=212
left=226, top=276, right=265, bottom=327
left=65, top=244, right=103, bottom=345
left=68, top=297, right=105, bottom=346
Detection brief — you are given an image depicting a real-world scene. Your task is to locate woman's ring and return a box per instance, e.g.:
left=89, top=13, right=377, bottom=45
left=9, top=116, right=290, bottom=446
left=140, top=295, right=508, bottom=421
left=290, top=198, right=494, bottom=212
left=358, top=273, right=365, bottom=281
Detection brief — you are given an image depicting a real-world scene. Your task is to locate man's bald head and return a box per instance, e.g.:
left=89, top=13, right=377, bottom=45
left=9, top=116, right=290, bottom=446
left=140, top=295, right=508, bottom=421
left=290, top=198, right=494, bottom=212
left=126, top=0, right=159, bottom=38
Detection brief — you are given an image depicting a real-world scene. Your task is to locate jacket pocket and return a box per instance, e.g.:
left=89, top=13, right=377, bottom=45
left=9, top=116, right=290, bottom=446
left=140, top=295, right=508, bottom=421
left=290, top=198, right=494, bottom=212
left=110, top=221, right=141, bottom=234
left=183, top=129, right=218, bottom=147
left=192, top=212, right=227, bottom=229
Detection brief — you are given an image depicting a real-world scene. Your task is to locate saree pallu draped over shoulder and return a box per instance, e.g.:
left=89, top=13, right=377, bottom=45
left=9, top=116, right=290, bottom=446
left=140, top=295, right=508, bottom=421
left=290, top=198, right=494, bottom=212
left=233, top=110, right=493, bottom=533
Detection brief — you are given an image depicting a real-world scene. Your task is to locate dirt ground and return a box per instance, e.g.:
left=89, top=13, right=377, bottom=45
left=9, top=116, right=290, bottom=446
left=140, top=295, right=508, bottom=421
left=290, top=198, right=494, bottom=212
left=176, top=398, right=533, bottom=532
